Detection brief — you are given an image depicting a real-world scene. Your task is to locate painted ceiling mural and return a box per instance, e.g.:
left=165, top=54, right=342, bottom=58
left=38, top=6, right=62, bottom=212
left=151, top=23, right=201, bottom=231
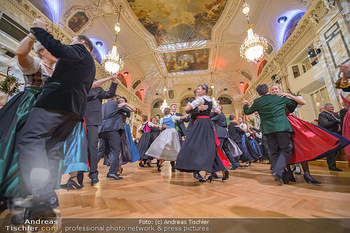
left=68, top=12, right=89, bottom=33
left=164, top=49, right=209, bottom=73
left=127, top=0, right=227, bottom=45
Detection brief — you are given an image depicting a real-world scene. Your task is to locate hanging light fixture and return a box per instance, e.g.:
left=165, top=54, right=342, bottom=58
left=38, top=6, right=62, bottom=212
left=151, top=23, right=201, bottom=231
left=103, top=5, right=124, bottom=74
left=160, top=76, right=169, bottom=112
left=160, top=99, right=169, bottom=113
left=240, top=1, right=267, bottom=62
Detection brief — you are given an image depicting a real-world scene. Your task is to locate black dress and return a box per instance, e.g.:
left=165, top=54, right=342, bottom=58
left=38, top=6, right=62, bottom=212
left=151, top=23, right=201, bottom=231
left=137, top=122, right=153, bottom=159
left=175, top=99, right=225, bottom=172
left=150, top=126, right=161, bottom=143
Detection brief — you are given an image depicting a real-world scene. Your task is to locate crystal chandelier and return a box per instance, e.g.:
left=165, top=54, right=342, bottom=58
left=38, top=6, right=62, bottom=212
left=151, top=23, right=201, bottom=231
left=160, top=76, right=169, bottom=113
left=103, top=5, right=124, bottom=74
left=240, top=2, right=267, bottom=62
left=160, top=99, right=169, bottom=113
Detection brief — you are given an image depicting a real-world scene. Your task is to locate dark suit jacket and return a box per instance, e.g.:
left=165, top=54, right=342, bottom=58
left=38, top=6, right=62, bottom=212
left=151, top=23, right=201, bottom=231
left=318, top=111, right=340, bottom=133
left=99, top=101, right=130, bottom=134
left=243, top=94, right=298, bottom=135
left=84, top=82, right=118, bottom=126
left=210, top=112, right=228, bottom=138
left=31, top=27, right=96, bottom=118
left=228, top=122, right=242, bottom=143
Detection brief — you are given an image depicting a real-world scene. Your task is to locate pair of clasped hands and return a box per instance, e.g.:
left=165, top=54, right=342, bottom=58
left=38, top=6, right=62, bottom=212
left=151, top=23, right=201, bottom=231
left=32, top=17, right=51, bottom=33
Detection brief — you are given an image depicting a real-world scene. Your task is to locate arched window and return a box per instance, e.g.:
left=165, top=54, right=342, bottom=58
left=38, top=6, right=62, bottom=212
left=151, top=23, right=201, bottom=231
left=132, top=80, right=141, bottom=89
left=241, top=71, right=252, bottom=81
left=117, top=73, right=127, bottom=87
left=180, top=96, right=195, bottom=107
left=153, top=100, right=163, bottom=108
left=135, top=109, right=143, bottom=116
left=136, top=91, right=142, bottom=101
left=283, top=12, right=305, bottom=44
left=91, top=46, right=102, bottom=64
left=218, top=96, right=232, bottom=105
left=257, top=59, right=268, bottom=77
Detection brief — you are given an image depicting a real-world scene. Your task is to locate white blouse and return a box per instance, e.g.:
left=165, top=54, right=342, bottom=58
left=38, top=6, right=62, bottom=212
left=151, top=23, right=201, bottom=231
left=138, top=122, right=155, bottom=131
left=239, top=123, right=247, bottom=131
left=189, top=95, right=219, bottom=112
left=17, top=56, right=51, bottom=77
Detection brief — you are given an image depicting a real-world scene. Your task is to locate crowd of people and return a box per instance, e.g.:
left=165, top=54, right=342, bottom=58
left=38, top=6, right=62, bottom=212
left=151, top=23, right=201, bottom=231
left=0, top=17, right=350, bottom=224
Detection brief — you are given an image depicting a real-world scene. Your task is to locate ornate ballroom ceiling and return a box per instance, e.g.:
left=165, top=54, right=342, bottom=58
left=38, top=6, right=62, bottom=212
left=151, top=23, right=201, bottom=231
left=26, top=0, right=312, bottom=105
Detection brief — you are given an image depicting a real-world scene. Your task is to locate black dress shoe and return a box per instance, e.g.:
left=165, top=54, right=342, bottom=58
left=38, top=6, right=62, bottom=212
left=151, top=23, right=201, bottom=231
left=222, top=169, right=229, bottom=181
left=91, top=177, right=99, bottom=185
left=193, top=172, right=203, bottom=180
left=329, top=167, right=343, bottom=171
left=272, top=173, right=283, bottom=186
left=107, top=174, right=123, bottom=180
left=289, top=176, right=296, bottom=182
left=211, top=172, right=222, bottom=179
left=304, top=175, right=321, bottom=184
left=66, top=178, right=84, bottom=191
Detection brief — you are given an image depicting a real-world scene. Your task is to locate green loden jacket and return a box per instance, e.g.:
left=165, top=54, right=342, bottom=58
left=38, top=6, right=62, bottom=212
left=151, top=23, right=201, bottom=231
left=243, top=94, right=298, bottom=135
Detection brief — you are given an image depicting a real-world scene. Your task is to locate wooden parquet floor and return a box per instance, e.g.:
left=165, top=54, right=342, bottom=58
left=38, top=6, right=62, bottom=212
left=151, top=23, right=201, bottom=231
left=2, top=161, right=350, bottom=218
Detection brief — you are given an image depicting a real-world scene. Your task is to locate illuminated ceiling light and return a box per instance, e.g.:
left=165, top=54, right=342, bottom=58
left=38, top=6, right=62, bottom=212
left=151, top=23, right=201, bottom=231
left=124, top=71, right=129, bottom=75
left=240, top=2, right=268, bottom=63
left=278, top=16, right=288, bottom=24
left=96, top=41, right=103, bottom=47
left=160, top=99, right=169, bottom=113
left=102, top=5, right=124, bottom=74
left=211, top=84, right=214, bottom=88
left=114, top=22, right=121, bottom=33
left=242, top=3, right=250, bottom=15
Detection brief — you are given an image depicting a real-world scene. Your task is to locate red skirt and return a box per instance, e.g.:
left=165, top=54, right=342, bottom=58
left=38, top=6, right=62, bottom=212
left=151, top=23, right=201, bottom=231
left=288, top=115, right=340, bottom=164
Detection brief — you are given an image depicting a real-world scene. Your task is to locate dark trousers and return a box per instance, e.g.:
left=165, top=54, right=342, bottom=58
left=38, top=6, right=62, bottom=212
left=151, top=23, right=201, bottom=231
left=86, top=125, right=99, bottom=179
left=325, top=130, right=339, bottom=169
left=97, top=138, right=111, bottom=166
left=219, top=138, right=239, bottom=167
left=326, top=152, right=337, bottom=169
left=101, top=130, right=122, bottom=175
left=262, top=135, right=272, bottom=163
left=17, top=107, right=79, bottom=203
left=265, top=131, right=293, bottom=177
